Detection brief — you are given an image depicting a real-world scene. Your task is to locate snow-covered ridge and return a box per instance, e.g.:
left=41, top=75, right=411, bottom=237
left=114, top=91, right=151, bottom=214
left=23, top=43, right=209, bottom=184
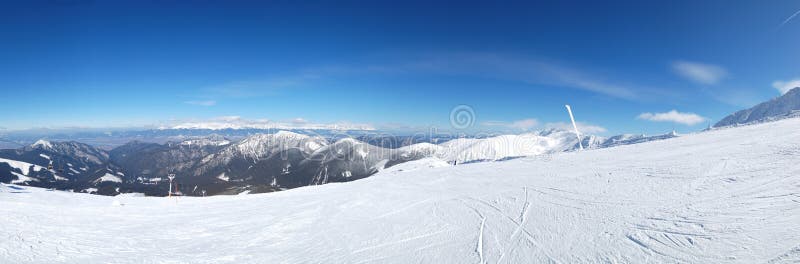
left=434, top=134, right=567, bottom=163
left=27, top=140, right=109, bottom=165
left=392, top=128, right=679, bottom=164
left=715, top=86, right=800, bottom=127
left=179, top=134, right=231, bottom=146
left=398, top=142, right=443, bottom=156
left=230, top=131, right=328, bottom=158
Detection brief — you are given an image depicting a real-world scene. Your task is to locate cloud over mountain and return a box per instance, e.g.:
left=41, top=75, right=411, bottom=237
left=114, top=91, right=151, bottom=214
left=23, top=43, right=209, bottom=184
left=637, top=110, right=706, bottom=125
left=772, top=79, right=800, bottom=95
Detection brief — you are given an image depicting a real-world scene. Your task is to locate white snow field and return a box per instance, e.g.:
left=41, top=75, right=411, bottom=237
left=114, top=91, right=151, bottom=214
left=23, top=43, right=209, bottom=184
left=2, top=118, right=800, bottom=263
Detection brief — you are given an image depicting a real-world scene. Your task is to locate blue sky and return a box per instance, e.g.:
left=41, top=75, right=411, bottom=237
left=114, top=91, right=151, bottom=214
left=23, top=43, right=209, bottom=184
left=1, top=1, right=799, bottom=135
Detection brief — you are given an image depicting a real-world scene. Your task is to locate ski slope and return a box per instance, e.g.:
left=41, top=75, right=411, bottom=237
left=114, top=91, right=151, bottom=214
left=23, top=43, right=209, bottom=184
left=2, top=118, right=800, bottom=263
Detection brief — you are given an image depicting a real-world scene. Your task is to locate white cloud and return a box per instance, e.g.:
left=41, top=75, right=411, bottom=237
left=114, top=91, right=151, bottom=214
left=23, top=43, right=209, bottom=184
left=772, top=79, right=800, bottom=95
left=637, top=110, right=706, bottom=126
left=672, top=61, right=727, bottom=85
left=544, top=122, right=607, bottom=134
left=482, top=119, right=606, bottom=134
left=167, top=117, right=374, bottom=131
left=482, top=118, right=539, bottom=131
left=184, top=100, right=217, bottom=106
left=511, top=119, right=539, bottom=130
left=200, top=74, right=319, bottom=99
left=214, top=116, right=242, bottom=122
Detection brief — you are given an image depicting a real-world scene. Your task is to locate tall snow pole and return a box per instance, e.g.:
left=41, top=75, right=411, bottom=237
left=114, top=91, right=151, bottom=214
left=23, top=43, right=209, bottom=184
left=565, top=105, right=584, bottom=150
left=167, top=173, right=175, bottom=198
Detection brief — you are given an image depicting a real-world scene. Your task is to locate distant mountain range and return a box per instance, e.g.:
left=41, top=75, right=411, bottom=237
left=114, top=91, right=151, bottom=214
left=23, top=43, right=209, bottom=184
left=0, top=127, right=679, bottom=196
left=715, top=87, right=800, bottom=127
left=20, top=86, right=800, bottom=197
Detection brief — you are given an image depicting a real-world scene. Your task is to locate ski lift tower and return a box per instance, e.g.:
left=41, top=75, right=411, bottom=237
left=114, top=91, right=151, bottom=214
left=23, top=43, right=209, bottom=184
left=167, top=173, right=176, bottom=198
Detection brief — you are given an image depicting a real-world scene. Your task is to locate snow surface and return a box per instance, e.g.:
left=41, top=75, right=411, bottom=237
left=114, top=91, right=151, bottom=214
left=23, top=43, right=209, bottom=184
left=2, top=118, right=800, bottom=263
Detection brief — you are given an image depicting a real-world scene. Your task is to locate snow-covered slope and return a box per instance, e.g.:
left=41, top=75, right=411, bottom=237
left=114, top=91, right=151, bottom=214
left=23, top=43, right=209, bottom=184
left=0, top=157, right=45, bottom=176
left=402, top=129, right=675, bottom=164
left=27, top=140, right=109, bottom=165
left=2, top=117, right=799, bottom=263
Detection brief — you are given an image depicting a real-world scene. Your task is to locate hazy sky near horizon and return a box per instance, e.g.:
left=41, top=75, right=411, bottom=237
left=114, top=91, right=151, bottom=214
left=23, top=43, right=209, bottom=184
left=1, top=1, right=799, bottom=135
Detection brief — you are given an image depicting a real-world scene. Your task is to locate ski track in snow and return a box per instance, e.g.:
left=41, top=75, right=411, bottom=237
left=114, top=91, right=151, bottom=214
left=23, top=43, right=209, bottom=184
left=2, top=118, right=800, bottom=263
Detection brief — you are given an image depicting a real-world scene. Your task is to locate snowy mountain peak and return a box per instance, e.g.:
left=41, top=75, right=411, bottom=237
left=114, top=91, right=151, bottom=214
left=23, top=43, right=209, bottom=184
left=226, top=132, right=328, bottom=160
left=273, top=130, right=309, bottom=140
left=31, top=139, right=53, bottom=149
left=180, top=134, right=231, bottom=146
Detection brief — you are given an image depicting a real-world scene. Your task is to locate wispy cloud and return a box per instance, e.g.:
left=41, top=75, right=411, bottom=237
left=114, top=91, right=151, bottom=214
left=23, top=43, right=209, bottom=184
left=481, top=118, right=606, bottom=134
left=207, top=53, right=664, bottom=102
left=778, top=9, right=800, bottom=29
left=405, top=53, right=642, bottom=100
left=184, top=100, right=217, bottom=106
left=165, top=116, right=375, bottom=131
left=183, top=74, right=318, bottom=105
left=637, top=110, right=706, bottom=126
left=672, top=61, right=727, bottom=85
left=543, top=121, right=607, bottom=134
left=772, top=79, right=800, bottom=95
left=291, top=118, right=309, bottom=124
left=202, top=77, right=309, bottom=98
left=482, top=118, right=539, bottom=131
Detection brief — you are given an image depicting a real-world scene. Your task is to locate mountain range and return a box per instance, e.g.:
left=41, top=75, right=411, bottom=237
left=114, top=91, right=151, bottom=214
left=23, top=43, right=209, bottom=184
left=715, top=87, right=800, bottom=127
left=0, top=128, right=677, bottom=196
left=4, top=88, right=798, bottom=197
